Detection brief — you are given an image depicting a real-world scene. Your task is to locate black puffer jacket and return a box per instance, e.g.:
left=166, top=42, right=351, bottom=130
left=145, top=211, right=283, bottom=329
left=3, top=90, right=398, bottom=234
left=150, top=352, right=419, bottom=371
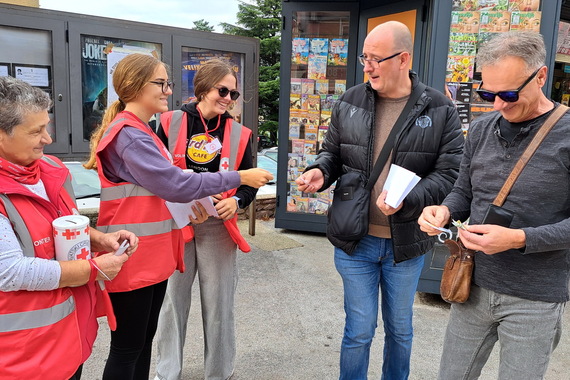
left=307, top=72, right=464, bottom=262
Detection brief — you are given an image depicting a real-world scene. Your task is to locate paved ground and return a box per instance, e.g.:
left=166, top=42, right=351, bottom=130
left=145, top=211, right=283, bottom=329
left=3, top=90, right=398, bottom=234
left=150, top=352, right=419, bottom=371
left=83, top=219, right=569, bottom=379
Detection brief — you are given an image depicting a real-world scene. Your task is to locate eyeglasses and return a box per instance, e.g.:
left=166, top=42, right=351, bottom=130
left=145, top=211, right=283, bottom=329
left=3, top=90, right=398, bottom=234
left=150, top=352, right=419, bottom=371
left=358, top=52, right=403, bottom=67
left=148, top=80, right=174, bottom=94
left=476, top=67, right=541, bottom=103
left=214, top=86, right=240, bottom=101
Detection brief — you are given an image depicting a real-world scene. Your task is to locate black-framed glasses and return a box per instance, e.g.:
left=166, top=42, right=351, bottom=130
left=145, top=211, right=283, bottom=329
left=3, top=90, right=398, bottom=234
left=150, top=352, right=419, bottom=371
left=358, top=52, right=403, bottom=67
left=149, top=80, right=174, bottom=94
left=214, top=86, right=240, bottom=101
left=476, top=67, right=541, bottom=103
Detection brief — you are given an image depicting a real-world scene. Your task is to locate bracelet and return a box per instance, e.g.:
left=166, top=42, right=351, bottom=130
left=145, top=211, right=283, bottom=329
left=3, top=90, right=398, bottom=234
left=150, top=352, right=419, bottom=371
left=88, top=259, right=111, bottom=282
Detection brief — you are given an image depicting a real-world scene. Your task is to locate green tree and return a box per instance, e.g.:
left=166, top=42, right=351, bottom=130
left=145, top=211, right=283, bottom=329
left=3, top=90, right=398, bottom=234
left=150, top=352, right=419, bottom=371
left=221, top=0, right=281, bottom=145
left=192, top=19, right=215, bottom=32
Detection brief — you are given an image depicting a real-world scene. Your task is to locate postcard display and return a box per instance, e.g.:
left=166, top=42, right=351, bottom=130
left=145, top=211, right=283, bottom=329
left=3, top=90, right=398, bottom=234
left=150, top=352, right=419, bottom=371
left=447, top=0, right=542, bottom=134
left=286, top=12, right=350, bottom=215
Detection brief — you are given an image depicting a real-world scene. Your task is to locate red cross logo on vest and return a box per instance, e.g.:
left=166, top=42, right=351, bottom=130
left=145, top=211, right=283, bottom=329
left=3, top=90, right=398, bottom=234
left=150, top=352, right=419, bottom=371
left=62, top=229, right=79, bottom=240
left=220, top=157, right=230, bottom=172
left=77, top=247, right=90, bottom=260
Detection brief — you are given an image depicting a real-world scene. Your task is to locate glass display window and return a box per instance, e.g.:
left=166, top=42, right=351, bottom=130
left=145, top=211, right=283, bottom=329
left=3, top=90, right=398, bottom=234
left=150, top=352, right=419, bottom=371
left=80, top=35, right=162, bottom=141
left=447, top=0, right=543, bottom=135
left=286, top=11, right=350, bottom=215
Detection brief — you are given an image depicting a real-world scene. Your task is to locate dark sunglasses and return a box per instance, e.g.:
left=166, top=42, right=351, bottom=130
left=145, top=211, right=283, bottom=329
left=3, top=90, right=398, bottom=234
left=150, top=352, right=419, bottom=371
left=148, top=80, right=174, bottom=94
left=214, top=86, right=240, bottom=100
left=476, top=67, right=541, bottom=103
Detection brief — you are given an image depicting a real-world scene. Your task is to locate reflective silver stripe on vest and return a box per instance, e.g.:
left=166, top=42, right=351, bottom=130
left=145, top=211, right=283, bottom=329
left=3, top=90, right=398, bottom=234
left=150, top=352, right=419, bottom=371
left=166, top=110, right=184, bottom=153
left=100, top=183, right=155, bottom=202
left=0, top=194, right=34, bottom=257
left=102, top=117, right=129, bottom=139
left=41, top=156, right=76, bottom=204
left=98, top=219, right=177, bottom=235
left=227, top=120, right=244, bottom=170
left=0, top=296, right=75, bottom=333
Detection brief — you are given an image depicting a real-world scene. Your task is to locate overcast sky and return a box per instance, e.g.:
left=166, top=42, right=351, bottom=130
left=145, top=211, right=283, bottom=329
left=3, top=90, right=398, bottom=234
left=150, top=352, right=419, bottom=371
left=39, top=0, right=241, bottom=32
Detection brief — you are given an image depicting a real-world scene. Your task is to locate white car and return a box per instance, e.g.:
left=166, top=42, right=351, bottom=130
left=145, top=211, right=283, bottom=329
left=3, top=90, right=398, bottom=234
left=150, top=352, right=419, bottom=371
left=63, top=161, right=101, bottom=213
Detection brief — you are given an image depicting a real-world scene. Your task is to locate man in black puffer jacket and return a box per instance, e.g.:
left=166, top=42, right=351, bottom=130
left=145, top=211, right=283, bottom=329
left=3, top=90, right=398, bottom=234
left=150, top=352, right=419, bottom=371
left=296, top=21, right=463, bottom=380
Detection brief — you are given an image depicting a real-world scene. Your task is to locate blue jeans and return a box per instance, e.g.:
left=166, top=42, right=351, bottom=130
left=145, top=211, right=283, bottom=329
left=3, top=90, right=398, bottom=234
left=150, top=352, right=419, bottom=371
left=334, top=235, right=425, bottom=380
left=438, top=285, right=565, bottom=380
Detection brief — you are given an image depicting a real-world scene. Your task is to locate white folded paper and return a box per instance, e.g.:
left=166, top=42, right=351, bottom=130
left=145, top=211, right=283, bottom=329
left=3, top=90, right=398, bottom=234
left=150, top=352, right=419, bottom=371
left=52, top=215, right=91, bottom=261
left=383, top=164, right=421, bottom=208
left=166, top=197, right=219, bottom=229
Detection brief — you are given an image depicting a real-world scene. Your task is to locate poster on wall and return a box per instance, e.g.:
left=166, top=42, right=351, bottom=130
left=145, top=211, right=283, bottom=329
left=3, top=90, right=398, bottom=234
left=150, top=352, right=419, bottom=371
left=0, top=63, right=10, bottom=77
left=80, top=35, right=162, bottom=141
left=180, top=49, right=244, bottom=121
left=13, top=64, right=50, bottom=87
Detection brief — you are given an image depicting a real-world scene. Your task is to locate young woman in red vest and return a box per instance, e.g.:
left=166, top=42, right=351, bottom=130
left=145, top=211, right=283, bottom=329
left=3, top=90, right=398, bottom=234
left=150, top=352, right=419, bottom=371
left=84, top=54, right=271, bottom=380
left=153, top=59, right=256, bottom=380
left=0, top=76, right=138, bottom=380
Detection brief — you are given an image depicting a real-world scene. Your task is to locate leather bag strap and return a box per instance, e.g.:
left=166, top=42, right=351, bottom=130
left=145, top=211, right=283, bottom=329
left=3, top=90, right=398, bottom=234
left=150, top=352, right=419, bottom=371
left=493, top=104, right=568, bottom=206
left=365, top=82, right=427, bottom=191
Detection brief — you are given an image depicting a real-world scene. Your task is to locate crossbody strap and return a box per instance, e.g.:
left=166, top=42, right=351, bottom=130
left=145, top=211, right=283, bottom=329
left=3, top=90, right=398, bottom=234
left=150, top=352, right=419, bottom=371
left=365, top=82, right=427, bottom=191
left=493, top=104, right=568, bottom=206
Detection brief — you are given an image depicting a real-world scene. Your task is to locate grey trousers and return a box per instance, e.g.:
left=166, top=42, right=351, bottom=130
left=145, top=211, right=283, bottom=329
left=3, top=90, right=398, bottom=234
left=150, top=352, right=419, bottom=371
left=438, top=285, right=565, bottom=380
left=155, top=218, right=238, bottom=380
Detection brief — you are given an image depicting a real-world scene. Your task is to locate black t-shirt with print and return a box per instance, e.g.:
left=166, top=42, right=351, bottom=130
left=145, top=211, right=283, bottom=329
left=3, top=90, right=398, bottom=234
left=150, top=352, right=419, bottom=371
left=156, top=102, right=257, bottom=208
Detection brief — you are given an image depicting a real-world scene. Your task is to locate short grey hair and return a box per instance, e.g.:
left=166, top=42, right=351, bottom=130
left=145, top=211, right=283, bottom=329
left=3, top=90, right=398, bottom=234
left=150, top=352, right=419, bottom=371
left=0, top=76, right=52, bottom=135
left=476, top=31, right=546, bottom=73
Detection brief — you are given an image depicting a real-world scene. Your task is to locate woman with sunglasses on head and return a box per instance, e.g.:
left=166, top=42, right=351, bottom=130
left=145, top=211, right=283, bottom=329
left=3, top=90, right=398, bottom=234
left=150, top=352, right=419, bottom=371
left=153, top=59, right=256, bottom=380
left=85, top=54, right=272, bottom=380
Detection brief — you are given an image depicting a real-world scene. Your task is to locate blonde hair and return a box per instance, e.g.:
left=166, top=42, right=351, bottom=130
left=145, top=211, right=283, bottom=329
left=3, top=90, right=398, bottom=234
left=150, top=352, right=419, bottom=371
left=85, top=53, right=167, bottom=169
left=193, top=59, right=237, bottom=103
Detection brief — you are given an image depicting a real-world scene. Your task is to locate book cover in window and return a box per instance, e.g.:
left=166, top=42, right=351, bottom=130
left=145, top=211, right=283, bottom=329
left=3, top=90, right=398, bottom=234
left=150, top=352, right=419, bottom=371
left=510, top=11, right=541, bottom=32
left=480, top=11, right=511, bottom=33
left=446, top=56, right=475, bottom=82
left=291, top=78, right=302, bottom=94
left=308, top=56, right=328, bottom=80
left=448, top=33, right=478, bottom=56
left=328, top=39, right=348, bottom=66
left=452, top=0, right=480, bottom=11
left=292, top=139, right=305, bottom=154
left=318, top=125, right=329, bottom=143
left=478, top=0, right=509, bottom=11
left=335, top=80, right=346, bottom=95
left=508, top=0, right=540, bottom=12
left=309, top=38, right=329, bottom=58
left=315, top=79, right=329, bottom=95
left=292, top=38, right=309, bottom=65
left=290, top=94, right=302, bottom=110
left=304, top=141, right=317, bottom=155
left=301, top=78, right=315, bottom=94
left=451, top=11, right=481, bottom=33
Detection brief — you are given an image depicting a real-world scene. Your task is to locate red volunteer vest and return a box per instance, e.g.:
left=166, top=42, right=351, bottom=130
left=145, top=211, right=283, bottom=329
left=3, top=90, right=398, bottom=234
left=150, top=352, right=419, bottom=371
left=0, top=156, right=95, bottom=380
left=160, top=110, right=252, bottom=252
left=96, top=111, right=184, bottom=292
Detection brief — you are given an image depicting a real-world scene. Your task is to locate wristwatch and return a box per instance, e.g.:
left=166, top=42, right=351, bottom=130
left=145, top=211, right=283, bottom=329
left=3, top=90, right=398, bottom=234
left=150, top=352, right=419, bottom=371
left=231, top=196, right=241, bottom=209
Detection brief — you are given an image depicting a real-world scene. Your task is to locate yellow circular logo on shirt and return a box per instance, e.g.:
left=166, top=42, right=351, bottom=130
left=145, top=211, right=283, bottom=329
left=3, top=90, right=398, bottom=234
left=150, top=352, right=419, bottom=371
left=187, top=133, right=218, bottom=164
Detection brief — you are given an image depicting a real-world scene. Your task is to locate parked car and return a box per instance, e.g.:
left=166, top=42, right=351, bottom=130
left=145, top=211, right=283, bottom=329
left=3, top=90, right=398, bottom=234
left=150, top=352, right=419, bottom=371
left=259, top=146, right=277, bottom=162
left=63, top=161, right=101, bottom=212
left=256, top=155, right=277, bottom=196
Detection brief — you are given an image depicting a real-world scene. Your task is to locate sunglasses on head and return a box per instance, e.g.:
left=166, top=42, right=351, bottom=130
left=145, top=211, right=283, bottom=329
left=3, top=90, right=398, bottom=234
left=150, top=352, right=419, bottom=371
left=475, top=67, right=541, bottom=103
left=214, top=86, right=240, bottom=100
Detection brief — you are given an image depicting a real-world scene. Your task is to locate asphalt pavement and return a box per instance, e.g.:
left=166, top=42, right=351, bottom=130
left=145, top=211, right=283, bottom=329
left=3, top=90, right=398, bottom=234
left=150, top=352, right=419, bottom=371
left=83, top=219, right=569, bottom=379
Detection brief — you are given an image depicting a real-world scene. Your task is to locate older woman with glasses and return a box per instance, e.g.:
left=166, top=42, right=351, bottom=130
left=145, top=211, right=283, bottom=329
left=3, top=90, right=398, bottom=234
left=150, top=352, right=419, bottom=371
left=0, top=76, right=138, bottom=380
left=85, top=54, right=272, bottom=380
left=153, top=59, right=257, bottom=380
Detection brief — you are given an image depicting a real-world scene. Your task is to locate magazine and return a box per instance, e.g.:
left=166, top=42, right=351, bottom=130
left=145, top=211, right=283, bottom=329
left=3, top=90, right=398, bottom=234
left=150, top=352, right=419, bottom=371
left=292, top=38, right=309, bottom=65
left=509, top=0, right=540, bottom=12
left=452, top=0, right=480, bottom=11
left=291, top=78, right=302, bottom=94
left=446, top=56, right=475, bottom=82
left=301, top=78, right=315, bottom=94
left=450, top=11, right=481, bottom=33
left=335, top=80, right=346, bottom=95
left=478, top=0, right=509, bottom=11
left=448, top=33, right=478, bottom=56
left=308, top=56, right=328, bottom=80
left=309, top=38, right=329, bottom=57
left=480, top=11, right=511, bottom=33
left=315, top=79, right=329, bottom=95
left=328, top=39, right=348, bottom=66
left=510, top=11, right=541, bottom=32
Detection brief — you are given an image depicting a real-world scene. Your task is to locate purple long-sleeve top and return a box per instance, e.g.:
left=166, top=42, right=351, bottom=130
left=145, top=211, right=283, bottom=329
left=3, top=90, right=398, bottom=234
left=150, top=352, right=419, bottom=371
left=98, top=125, right=241, bottom=202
